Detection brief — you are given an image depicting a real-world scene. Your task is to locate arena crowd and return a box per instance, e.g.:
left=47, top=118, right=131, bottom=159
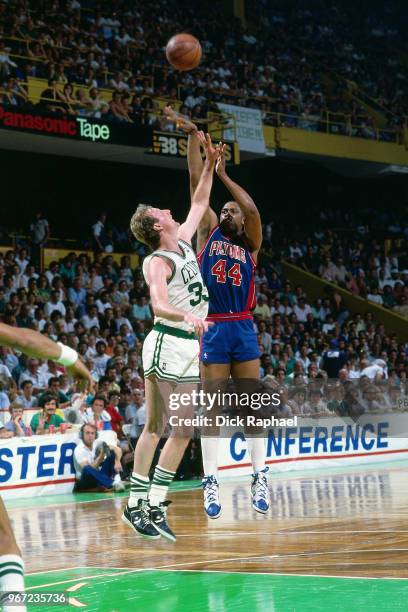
left=0, top=0, right=406, bottom=139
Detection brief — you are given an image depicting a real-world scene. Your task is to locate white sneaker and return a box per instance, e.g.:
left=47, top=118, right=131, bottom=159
left=113, top=474, right=126, bottom=492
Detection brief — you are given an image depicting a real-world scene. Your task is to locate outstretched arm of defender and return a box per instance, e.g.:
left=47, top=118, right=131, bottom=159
left=147, top=257, right=212, bottom=337
left=216, top=151, right=262, bottom=254
left=0, top=323, right=94, bottom=393
left=164, top=106, right=217, bottom=250
left=163, top=105, right=202, bottom=196
left=189, top=131, right=218, bottom=251
left=178, top=133, right=223, bottom=244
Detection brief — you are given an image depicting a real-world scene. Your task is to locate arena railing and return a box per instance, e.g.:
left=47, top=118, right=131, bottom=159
left=262, top=111, right=402, bottom=144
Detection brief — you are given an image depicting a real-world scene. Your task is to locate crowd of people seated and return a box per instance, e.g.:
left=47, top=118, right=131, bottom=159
left=0, top=229, right=406, bottom=447
left=266, top=205, right=408, bottom=317
left=0, top=0, right=405, bottom=139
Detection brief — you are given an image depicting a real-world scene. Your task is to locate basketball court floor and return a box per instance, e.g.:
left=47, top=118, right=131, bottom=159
left=7, top=459, right=408, bottom=611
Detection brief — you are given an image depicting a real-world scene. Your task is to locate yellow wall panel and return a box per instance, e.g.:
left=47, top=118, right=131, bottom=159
left=263, top=125, right=408, bottom=166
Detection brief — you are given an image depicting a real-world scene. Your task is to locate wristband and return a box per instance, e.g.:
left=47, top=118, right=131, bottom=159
left=56, top=342, right=78, bottom=367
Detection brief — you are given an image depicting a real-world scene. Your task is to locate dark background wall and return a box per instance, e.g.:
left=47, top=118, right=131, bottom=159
left=0, top=150, right=407, bottom=240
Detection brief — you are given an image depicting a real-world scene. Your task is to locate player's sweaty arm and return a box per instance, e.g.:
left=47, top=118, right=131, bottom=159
left=216, top=152, right=262, bottom=256
left=0, top=322, right=94, bottom=393
left=147, top=257, right=212, bottom=337
left=178, top=133, right=222, bottom=244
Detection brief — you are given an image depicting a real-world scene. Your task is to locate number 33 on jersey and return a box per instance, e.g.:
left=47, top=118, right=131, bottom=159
left=142, top=239, right=209, bottom=331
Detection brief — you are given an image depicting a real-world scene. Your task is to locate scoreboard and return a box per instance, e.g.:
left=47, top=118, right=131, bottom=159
left=152, top=131, right=240, bottom=165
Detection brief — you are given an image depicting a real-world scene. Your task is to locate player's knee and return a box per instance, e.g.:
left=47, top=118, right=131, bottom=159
left=143, top=424, right=163, bottom=440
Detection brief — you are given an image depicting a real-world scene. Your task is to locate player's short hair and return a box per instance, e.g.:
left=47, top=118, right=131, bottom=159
left=130, top=204, right=160, bottom=251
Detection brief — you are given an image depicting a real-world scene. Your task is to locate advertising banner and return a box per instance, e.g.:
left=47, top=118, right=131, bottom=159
left=217, top=103, right=266, bottom=153
left=0, top=431, right=116, bottom=499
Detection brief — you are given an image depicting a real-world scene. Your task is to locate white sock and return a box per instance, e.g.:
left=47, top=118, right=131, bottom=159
left=247, top=437, right=266, bottom=473
left=149, top=465, right=176, bottom=507
left=128, top=472, right=149, bottom=507
left=201, top=437, right=219, bottom=478
left=0, top=554, right=26, bottom=612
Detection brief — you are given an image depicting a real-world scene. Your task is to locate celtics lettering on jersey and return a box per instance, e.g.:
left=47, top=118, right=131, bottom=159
left=143, top=239, right=209, bottom=331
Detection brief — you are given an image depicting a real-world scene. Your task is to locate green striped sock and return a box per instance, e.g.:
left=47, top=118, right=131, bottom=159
left=149, top=465, right=176, bottom=507
left=0, top=555, right=25, bottom=611
left=128, top=472, right=150, bottom=508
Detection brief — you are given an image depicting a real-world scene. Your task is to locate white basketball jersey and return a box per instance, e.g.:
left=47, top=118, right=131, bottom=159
left=143, top=239, right=209, bottom=331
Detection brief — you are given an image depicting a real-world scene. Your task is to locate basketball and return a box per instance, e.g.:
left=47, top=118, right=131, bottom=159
left=165, top=33, right=202, bottom=71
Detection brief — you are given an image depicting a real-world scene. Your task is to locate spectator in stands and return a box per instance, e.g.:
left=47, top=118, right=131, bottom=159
left=93, top=340, right=110, bottom=377
left=83, top=394, right=112, bottom=430
left=68, top=277, right=87, bottom=316
left=30, top=211, right=50, bottom=265
left=19, top=358, right=48, bottom=394
left=30, top=393, right=65, bottom=434
left=105, top=390, right=123, bottom=436
left=130, top=296, right=151, bottom=321
left=46, top=377, right=71, bottom=408
left=15, top=380, right=38, bottom=409
left=73, top=423, right=125, bottom=492
left=253, top=294, right=272, bottom=320
left=109, top=91, right=133, bottom=122
left=321, top=340, right=348, bottom=379
left=91, top=213, right=107, bottom=252
left=4, top=403, right=30, bottom=437
left=124, top=388, right=145, bottom=445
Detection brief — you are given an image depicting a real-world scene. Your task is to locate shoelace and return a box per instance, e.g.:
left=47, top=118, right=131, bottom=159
left=203, top=478, right=219, bottom=505
left=252, top=473, right=268, bottom=501
left=130, top=502, right=151, bottom=528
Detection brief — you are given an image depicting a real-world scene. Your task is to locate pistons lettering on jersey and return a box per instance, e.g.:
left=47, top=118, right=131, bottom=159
left=209, top=241, right=247, bottom=263
left=198, top=226, right=256, bottom=315
left=181, top=260, right=200, bottom=284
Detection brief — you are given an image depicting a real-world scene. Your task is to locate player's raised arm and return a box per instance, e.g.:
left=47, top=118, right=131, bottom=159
left=163, top=106, right=217, bottom=250
left=163, top=105, right=202, bottom=197
left=190, top=131, right=218, bottom=252
left=177, top=133, right=222, bottom=244
left=146, top=256, right=211, bottom=337
left=216, top=151, right=262, bottom=255
left=0, top=322, right=94, bottom=393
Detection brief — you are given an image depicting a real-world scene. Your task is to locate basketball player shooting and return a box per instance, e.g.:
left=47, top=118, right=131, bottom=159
left=164, top=106, right=269, bottom=519
left=0, top=323, right=94, bottom=612
left=122, top=132, right=224, bottom=542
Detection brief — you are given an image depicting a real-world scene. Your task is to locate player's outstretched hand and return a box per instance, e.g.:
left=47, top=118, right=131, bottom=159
left=67, top=358, right=95, bottom=395
left=183, top=313, right=214, bottom=337
left=197, top=132, right=225, bottom=165
left=215, top=144, right=227, bottom=177
left=163, top=104, right=197, bottom=133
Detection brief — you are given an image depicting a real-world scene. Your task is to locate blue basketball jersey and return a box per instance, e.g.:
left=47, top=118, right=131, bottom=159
left=197, top=225, right=256, bottom=318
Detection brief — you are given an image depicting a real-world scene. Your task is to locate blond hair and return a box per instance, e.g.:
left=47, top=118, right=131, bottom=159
left=130, top=204, right=160, bottom=251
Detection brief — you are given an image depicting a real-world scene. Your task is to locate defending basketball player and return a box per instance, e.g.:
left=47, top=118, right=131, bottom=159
left=0, top=323, right=93, bottom=612
left=164, top=106, right=269, bottom=518
left=122, top=133, right=223, bottom=542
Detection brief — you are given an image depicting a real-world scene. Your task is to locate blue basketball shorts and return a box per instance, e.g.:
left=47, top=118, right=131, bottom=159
left=200, top=319, right=260, bottom=364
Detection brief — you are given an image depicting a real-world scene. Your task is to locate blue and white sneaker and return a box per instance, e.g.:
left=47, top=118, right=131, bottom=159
left=251, top=467, right=270, bottom=514
left=202, top=475, right=221, bottom=519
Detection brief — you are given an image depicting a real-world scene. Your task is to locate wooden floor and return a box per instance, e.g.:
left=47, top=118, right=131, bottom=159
left=9, top=460, right=408, bottom=580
